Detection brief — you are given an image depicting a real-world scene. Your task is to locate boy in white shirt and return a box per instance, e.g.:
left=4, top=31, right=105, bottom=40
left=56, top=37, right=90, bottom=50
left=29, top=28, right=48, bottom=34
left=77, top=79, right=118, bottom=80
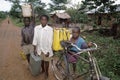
left=32, top=15, right=53, bottom=79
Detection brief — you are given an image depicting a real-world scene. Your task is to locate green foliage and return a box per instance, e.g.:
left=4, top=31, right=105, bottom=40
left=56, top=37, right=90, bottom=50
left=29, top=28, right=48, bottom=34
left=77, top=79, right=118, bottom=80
left=81, top=31, right=120, bottom=80
left=9, top=4, right=21, bottom=18
left=9, top=0, right=47, bottom=18
left=81, top=24, right=85, bottom=30
left=66, top=8, right=89, bottom=23
left=0, top=11, right=7, bottom=19
left=11, top=16, right=23, bottom=27
left=81, top=0, right=117, bottom=29
left=113, top=13, right=120, bottom=24
left=34, top=6, right=47, bottom=16
left=49, top=0, right=69, bottom=11
left=82, top=0, right=116, bottom=12
left=27, top=0, right=46, bottom=16
left=93, top=23, right=97, bottom=28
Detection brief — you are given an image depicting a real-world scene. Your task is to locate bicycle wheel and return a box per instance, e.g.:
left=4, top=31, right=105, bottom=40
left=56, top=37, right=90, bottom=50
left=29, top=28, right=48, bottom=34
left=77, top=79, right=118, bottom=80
left=88, top=51, right=101, bottom=80
left=51, top=54, right=73, bottom=80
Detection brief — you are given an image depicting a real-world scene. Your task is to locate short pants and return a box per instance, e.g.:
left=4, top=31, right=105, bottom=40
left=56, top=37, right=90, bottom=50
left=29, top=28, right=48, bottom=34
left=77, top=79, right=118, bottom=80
left=40, top=52, right=53, bottom=62
left=67, top=52, right=79, bottom=63
left=22, top=44, right=34, bottom=55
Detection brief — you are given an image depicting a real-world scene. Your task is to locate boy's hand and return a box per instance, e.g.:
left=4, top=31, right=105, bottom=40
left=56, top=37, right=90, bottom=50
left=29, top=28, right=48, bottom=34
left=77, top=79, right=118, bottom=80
left=34, top=50, right=37, bottom=55
left=45, top=52, right=49, bottom=57
left=88, top=42, right=93, bottom=47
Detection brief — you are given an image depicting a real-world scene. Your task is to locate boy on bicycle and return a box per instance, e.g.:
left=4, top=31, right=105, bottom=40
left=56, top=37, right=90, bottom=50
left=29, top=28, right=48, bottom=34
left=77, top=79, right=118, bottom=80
left=68, top=27, right=92, bottom=74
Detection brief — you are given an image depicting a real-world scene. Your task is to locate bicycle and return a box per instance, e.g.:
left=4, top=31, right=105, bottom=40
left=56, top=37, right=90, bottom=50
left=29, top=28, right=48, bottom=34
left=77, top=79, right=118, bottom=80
left=51, top=41, right=110, bottom=80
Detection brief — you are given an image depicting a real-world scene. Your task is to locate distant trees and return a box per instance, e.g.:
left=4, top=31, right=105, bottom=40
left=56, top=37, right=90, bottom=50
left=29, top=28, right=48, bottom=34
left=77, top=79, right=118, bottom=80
left=49, top=0, right=70, bottom=11
left=66, top=8, right=88, bottom=23
left=81, top=0, right=117, bottom=13
left=0, top=11, right=7, bottom=19
left=8, top=0, right=47, bottom=18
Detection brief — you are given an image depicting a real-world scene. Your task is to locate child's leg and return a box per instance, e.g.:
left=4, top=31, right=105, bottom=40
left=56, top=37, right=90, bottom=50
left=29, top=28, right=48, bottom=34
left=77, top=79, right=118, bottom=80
left=44, top=61, right=49, bottom=77
left=73, top=63, right=76, bottom=74
left=41, top=60, right=45, bottom=73
left=26, top=54, right=30, bottom=63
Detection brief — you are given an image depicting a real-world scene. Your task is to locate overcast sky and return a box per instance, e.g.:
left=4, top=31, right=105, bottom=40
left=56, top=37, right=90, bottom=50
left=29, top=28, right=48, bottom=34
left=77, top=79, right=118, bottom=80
left=0, top=0, right=120, bottom=12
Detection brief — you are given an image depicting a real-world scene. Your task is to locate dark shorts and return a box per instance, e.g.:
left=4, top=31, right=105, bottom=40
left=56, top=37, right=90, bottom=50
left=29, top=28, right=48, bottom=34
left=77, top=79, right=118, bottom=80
left=67, top=52, right=79, bottom=63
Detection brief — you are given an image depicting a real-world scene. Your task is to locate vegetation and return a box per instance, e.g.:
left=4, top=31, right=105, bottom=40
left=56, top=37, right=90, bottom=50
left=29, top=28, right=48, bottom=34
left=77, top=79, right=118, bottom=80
left=0, top=11, right=7, bottom=19
left=80, top=0, right=117, bottom=26
left=49, top=0, right=69, bottom=11
left=66, top=8, right=89, bottom=23
left=78, top=31, right=120, bottom=80
left=2, top=0, right=120, bottom=79
left=11, top=17, right=24, bottom=27
left=0, top=11, right=7, bottom=23
left=8, top=0, right=47, bottom=20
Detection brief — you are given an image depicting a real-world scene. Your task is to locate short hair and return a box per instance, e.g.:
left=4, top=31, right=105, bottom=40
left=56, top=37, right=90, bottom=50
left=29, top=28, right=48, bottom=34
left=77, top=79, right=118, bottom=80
left=73, top=26, right=80, bottom=33
left=40, top=15, right=49, bottom=21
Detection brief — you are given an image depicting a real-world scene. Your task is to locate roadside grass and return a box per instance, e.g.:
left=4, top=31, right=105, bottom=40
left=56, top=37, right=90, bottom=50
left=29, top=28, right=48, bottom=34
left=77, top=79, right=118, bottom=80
left=0, top=18, right=6, bottom=24
left=77, top=31, right=120, bottom=80
left=0, top=18, right=6, bottom=27
left=10, top=17, right=24, bottom=27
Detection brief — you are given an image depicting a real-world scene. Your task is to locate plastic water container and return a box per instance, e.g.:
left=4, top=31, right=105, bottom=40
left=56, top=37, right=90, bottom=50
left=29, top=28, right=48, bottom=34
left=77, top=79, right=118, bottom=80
left=21, top=4, right=32, bottom=17
left=29, top=53, right=41, bottom=76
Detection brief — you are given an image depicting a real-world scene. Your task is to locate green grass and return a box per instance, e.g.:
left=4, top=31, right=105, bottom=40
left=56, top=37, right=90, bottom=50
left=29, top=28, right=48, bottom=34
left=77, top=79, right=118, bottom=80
left=10, top=17, right=24, bottom=27
left=0, top=18, right=6, bottom=24
left=78, top=31, right=120, bottom=80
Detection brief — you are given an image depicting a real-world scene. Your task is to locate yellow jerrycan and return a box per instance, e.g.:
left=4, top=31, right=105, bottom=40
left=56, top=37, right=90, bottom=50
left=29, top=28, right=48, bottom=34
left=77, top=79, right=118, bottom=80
left=52, top=28, right=71, bottom=51
left=52, top=28, right=61, bottom=51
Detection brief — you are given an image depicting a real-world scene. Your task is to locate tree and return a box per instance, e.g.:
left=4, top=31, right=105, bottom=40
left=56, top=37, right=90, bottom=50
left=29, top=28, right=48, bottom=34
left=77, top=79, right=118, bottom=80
left=66, top=4, right=89, bottom=24
left=81, top=0, right=116, bottom=27
left=0, top=11, right=7, bottom=19
left=8, top=0, right=46, bottom=17
left=9, top=4, right=21, bottom=18
left=49, top=0, right=69, bottom=11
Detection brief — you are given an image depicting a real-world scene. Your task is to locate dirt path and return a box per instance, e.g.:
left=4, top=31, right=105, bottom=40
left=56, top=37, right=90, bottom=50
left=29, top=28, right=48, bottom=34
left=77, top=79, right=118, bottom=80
left=0, top=18, right=55, bottom=80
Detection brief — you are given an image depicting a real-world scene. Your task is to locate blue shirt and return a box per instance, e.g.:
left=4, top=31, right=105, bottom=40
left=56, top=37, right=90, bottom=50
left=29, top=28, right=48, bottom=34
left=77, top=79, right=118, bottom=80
left=70, top=37, right=87, bottom=53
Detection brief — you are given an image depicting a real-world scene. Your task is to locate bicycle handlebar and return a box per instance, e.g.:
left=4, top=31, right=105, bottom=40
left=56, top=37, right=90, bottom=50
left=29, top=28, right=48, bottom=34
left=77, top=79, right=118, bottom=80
left=70, top=42, right=98, bottom=54
left=61, top=41, right=98, bottom=54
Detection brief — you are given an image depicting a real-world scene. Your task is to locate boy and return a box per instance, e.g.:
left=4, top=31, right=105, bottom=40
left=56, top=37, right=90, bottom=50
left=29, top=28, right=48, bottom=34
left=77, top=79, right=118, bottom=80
left=21, top=17, right=34, bottom=63
left=32, top=15, right=53, bottom=79
left=68, top=27, right=92, bottom=74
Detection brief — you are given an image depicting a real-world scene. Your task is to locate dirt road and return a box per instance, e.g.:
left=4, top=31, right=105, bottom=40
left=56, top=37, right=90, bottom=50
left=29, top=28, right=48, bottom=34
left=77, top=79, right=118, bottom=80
left=0, top=18, right=55, bottom=80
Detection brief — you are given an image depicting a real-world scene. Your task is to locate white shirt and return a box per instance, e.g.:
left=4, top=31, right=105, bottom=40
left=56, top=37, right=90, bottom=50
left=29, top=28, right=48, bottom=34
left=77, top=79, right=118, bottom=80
left=32, top=25, right=53, bottom=57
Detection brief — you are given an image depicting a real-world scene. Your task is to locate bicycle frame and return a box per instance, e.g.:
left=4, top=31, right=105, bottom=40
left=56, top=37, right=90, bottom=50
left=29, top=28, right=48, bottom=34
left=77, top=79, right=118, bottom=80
left=51, top=42, right=101, bottom=80
left=66, top=43, right=100, bottom=80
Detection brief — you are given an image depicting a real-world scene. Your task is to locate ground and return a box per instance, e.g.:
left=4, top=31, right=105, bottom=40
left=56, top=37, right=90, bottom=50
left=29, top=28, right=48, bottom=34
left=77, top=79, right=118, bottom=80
left=0, top=18, right=55, bottom=80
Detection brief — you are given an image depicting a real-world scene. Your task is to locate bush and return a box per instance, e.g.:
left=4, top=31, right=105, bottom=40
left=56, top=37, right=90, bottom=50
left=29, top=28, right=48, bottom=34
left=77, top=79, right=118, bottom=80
left=66, top=8, right=89, bottom=23
left=0, top=11, right=7, bottom=19
left=81, top=31, right=120, bottom=80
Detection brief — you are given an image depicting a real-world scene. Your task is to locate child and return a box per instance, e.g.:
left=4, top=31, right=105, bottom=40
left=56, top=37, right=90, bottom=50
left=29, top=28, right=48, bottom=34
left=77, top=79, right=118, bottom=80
left=32, top=15, right=53, bottom=79
left=21, top=17, right=34, bottom=63
left=68, top=26, right=92, bottom=74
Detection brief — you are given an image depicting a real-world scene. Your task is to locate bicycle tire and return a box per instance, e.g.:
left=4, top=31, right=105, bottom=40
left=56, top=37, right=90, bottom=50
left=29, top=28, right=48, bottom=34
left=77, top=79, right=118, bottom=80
left=88, top=51, right=101, bottom=80
left=51, top=54, right=73, bottom=80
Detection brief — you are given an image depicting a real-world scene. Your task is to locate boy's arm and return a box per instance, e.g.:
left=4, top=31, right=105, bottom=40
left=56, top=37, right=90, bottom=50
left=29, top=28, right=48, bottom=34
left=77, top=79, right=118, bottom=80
left=81, top=42, right=88, bottom=49
left=81, top=42, right=93, bottom=49
left=21, top=29, right=24, bottom=47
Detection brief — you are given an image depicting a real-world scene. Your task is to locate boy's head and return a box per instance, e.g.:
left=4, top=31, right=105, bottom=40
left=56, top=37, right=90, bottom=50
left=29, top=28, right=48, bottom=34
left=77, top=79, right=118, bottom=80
left=40, top=15, right=49, bottom=26
left=72, top=27, right=80, bottom=39
left=23, top=17, right=30, bottom=27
